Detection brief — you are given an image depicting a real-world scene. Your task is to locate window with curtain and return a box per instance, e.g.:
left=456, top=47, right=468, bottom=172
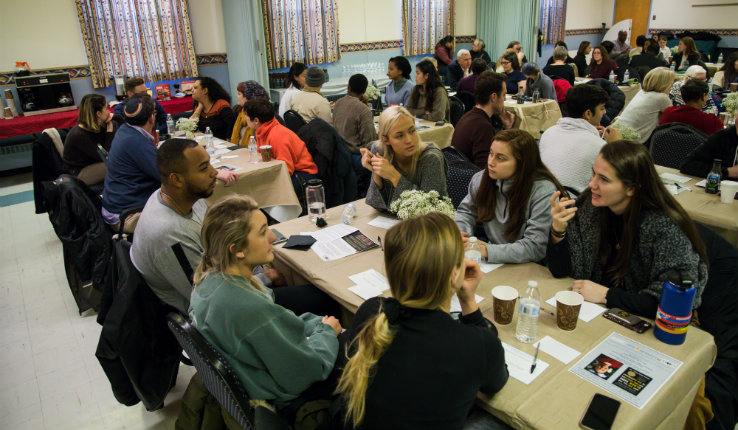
left=402, top=0, right=455, bottom=57
left=76, top=0, right=198, bottom=88
left=540, top=0, right=567, bottom=44
left=261, top=0, right=340, bottom=69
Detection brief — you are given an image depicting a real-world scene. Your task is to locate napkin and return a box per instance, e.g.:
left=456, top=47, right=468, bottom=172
left=283, top=235, right=316, bottom=251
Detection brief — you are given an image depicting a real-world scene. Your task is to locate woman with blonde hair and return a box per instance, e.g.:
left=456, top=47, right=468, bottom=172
left=614, top=67, right=674, bottom=144
left=672, top=37, right=701, bottom=71
left=62, top=93, right=116, bottom=185
left=360, top=106, right=447, bottom=211
left=336, top=212, right=508, bottom=429
left=189, top=195, right=343, bottom=415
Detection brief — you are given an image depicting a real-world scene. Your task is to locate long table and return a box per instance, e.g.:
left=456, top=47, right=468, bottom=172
left=504, top=97, right=562, bottom=139
left=271, top=199, right=716, bottom=430
left=657, top=166, right=738, bottom=246
left=373, top=117, right=455, bottom=150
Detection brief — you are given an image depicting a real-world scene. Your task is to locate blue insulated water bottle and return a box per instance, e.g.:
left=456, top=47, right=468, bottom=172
left=654, top=271, right=696, bottom=345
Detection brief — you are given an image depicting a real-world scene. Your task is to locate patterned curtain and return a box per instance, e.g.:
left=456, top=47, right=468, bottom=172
left=76, top=0, right=198, bottom=88
left=261, top=0, right=340, bottom=69
left=402, top=0, right=455, bottom=56
left=540, top=0, right=567, bottom=44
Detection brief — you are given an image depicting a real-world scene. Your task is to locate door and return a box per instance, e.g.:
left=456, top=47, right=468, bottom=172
left=614, top=0, right=651, bottom=46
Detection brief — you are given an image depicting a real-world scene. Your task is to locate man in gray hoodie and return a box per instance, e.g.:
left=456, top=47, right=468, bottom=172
left=522, top=63, right=557, bottom=101
left=539, top=85, right=622, bottom=193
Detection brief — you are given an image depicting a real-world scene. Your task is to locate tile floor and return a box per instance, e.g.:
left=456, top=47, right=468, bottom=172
left=0, top=172, right=195, bottom=429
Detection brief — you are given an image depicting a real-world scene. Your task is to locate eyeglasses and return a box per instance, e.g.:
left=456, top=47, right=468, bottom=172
left=501, top=61, right=511, bottom=65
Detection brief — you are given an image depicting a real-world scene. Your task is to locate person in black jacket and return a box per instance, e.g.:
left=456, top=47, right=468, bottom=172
left=190, top=77, right=236, bottom=140
left=629, top=41, right=668, bottom=73
left=672, top=37, right=702, bottom=71
left=336, top=212, right=508, bottom=430
left=574, top=41, right=591, bottom=77
left=471, top=38, right=492, bottom=63
left=680, top=125, right=738, bottom=179
left=446, top=49, right=472, bottom=90
left=582, top=79, right=626, bottom=126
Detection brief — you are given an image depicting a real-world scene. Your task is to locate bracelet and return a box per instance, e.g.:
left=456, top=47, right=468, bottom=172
left=550, top=224, right=566, bottom=239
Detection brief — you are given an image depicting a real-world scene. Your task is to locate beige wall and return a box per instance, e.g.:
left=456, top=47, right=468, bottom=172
left=189, top=0, right=227, bottom=53
left=456, top=0, right=477, bottom=35
left=565, top=0, right=614, bottom=29
left=650, top=0, right=738, bottom=29
left=336, top=0, right=402, bottom=43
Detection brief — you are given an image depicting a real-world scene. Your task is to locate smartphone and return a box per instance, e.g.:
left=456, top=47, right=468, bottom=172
left=603, top=308, right=652, bottom=333
left=271, top=228, right=287, bottom=245
left=580, top=393, right=620, bottom=430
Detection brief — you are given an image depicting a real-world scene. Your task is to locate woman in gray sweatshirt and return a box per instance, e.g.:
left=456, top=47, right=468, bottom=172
left=455, top=129, right=565, bottom=263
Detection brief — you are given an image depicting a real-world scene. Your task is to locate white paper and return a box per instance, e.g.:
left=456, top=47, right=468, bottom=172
left=221, top=155, right=238, bottom=159
left=348, top=284, right=385, bottom=300
left=534, top=336, right=581, bottom=364
left=214, top=148, right=230, bottom=155
left=210, top=159, right=222, bottom=165
left=301, top=224, right=358, bottom=243
left=311, top=239, right=357, bottom=261
left=664, top=183, right=691, bottom=195
left=450, top=294, right=485, bottom=313
left=695, top=179, right=707, bottom=188
left=368, top=216, right=400, bottom=229
left=348, top=269, right=390, bottom=292
left=501, top=342, right=549, bottom=385
left=545, top=297, right=606, bottom=323
left=480, top=262, right=503, bottom=273
left=659, top=172, right=691, bottom=184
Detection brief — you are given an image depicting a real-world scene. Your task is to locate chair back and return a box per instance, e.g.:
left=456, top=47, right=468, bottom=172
left=649, top=122, right=708, bottom=168
left=33, top=128, right=68, bottom=214
left=455, top=91, right=476, bottom=112
left=283, top=109, right=307, bottom=134
left=449, top=96, right=465, bottom=126
left=442, top=146, right=481, bottom=208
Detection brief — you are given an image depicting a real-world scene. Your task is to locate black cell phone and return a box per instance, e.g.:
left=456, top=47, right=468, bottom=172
left=603, top=308, right=652, bottom=333
left=580, top=393, right=620, bottom=430
left=271, top=228, right=287, bottom=245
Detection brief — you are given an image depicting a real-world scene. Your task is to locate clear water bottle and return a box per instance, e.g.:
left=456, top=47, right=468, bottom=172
left=706, top=159, right=722, bottom=195
left=670, top=62, right=676, bottom=72
left=204, top=127, right=214, bottom=153
left=166, top=114, right=174, bottom=136
left=341, top=203, right=357, bottom=225
left=248, top=136, right=258, bottom=163
left=623, top=69, right=630, bottom=83
left=306, top=179, right=326, bottom=222
left=608, top=70, right=616, bottom=83
left=464, top=237, right=483, bottom=265
left=515, top=280, right=541, bottom=343
left=532, top=89, right=540, bottom=103
left=718, top=52, right=724, bottom=64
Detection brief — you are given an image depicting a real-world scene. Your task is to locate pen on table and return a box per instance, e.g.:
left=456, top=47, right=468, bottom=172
left=530, top=342, right=540, bottom=374
left=378, top=236, right=383, bottom=251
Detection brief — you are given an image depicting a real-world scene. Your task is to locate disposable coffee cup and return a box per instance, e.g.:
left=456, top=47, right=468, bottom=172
left=720, top=180, right=738, bottom=203
left=730, top=83, right=738, bottom=92
left=260, top=145, right=273, bottom=162
left=555, top=291, right=584, bottom=331
left=491, top=285, right=518, bottom=325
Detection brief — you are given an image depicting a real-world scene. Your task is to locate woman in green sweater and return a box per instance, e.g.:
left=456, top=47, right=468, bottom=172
left=189, top=195, right=342, bottom=411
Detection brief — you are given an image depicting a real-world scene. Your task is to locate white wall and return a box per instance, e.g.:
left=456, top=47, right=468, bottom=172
left=456, top=0, right=477, bottom=35
left=336, top=0, right=402, bottom=43
left=565, top=0, right=614, bottom=29
left=650, top=0, right=738, bottom=29
left=190, top=0, right=227, bottom=53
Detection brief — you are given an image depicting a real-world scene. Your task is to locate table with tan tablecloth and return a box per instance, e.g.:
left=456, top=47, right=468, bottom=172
left=657, top=166, right=738, bottom=245
left=271, top=199, right=716, bottom=430
left=504, top=97, right=562, bottom=139
left=373, top=117, right=454, bottom=149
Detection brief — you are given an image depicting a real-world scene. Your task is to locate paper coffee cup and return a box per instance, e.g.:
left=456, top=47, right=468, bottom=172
left=730, top=83, right=738, bottom=92
left=260, top=145, right=272, bottom=162
left=720, top=180, right=738, bottom=203
left=491, top=285, right=518, bottom=325
left=555, top=290, right=584, bottom=331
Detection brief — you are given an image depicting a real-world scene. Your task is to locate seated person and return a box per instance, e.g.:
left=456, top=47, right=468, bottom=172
left=611, top=31, right=631, bottom=61
left=244, top=98, right=319, bottom=202
left=628, top=35, right=647, bottom=58
left=540, top=85, right=622, bottom=193
left=543, top=46, right=576, bottom=86
left=582, top=79, right=626, bottom=127
left=451, top=71, right=515, bottom=169
left=406, top=60, right=450, bottom=122
left=336, top=212, right=508, bottom=429
left=615, top=67, right=674, bottom=144
left=457, top=58, right=488, bottom=94
left=507, top=40, right=528, bottom=65
left=362, top=106, right=447, bottom=211
left=112, top=76, right=167, bottom=135
left=659, top=79, right=723, bottom=136
left=278, top=62, right=307, bottom=118
left=547, top=141, right=708, bottom=318
left=333, top=74, right=378, bottom=174
left=231, top=80, right=269, bottom=146
left=574, top=41, right=592, bottom=78
left=658, top=35, right=672, bottom=62
left=471, top=38, right=492, bottom=63
left=446, top=49, right=472, bottom=90
left=672, top=37, right=701, bottom=71
left=189, top=195, right=342, bottom=414
left=714, top=52, right=738, bottom=88
left=434, top=35, right=455, bottom=77
left=545, top=41, right=575, bottom=67
left=629, top=41, right=668, bottom=73
left=290, top=66, right=333, bottom=124
left=669, top=65, right=718, bottom=114
left=588, top=45, right=618, bottom=80
left=499, top=51, right=526, bottom=95
left=522, top=63, right=557, bottom=100
left=680, top=124, right=738, bottom=180
left=455, top=129, right=564, bottom=264
left=190, top=77, right=235, bottom=140
left=63, top=94, right=114, bottom=186
left=385, top=56, right=414, bottom=107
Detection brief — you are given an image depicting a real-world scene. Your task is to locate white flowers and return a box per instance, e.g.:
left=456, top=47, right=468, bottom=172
left=610, top=121, right=642, bottom=142
left=176, top=117, right=199, bottom=133
left=722, top=93, right=738, bottom=115
left=365, top=85, right=380, bottom=101
left=389, top=190, right=456, bottom=220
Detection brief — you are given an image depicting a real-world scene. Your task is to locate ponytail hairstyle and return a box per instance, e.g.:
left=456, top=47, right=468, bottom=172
left=193, top=195, right=264, bottom=291
left=336, top=212, right=464, bottom=427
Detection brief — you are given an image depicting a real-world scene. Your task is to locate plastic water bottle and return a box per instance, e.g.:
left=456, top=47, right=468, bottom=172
left=464, top=237, right=483, bottom=265
left=609, top=70, right=616, bottom=83
left=204, top=127, right=214, bottom=153
left=718, top=52, right=724, bottom=64
left=670, top=62, right=676, bottom=72
left=515, top=281, right=541, bottom=343
left=532, top=89, right=540, bottom=103
left=706, top=159, right=722, bottom=194
left=341, top=203, right=357, bottom=225
left=166, top=114, right=174, bottom=136
left=248, top=136, right=258, bottom=163
left=623, top=69, right=630, bottom=83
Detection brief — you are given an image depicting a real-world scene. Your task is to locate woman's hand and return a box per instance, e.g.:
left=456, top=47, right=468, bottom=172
left=105, top=112, right=114, bottom=133
left=457, top=259, right=483, bottom=314
left=359, top=148, right=374, bottom=172
left=263, top=268, right=286, bottom=286
left=216, top=169, right=238, bottom=186
left=550, top=191, right=577, bottom=241
left=370, top=153, right=402, bottom=186
left=322, top=316, right=342, bottom=335
left=191, top=102, right=204, bottom=119
left=572, top=280, right=608, bottom=304
left=603, top=126, right=622, bottom=143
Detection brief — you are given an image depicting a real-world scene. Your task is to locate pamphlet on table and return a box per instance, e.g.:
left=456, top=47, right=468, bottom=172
left=301, top=224, right=378, bottom=261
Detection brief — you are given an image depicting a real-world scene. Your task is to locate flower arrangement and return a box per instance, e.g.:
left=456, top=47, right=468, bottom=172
left=176, top=117, right=199, bottom=138
left=389, top=190, right=455, bottom=220
left=610, top=121, right=642, bottom=142
left=723, top=92, right=738, bottom=115
left=365, top=84, right=380, bottom=101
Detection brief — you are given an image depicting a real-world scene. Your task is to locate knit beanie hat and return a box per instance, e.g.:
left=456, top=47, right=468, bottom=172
left=305, top=66, right=325, bottom=88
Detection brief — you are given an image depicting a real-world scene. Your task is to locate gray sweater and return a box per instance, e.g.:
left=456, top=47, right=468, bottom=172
left=365, top=143, right=448, bottom=211
left=455, top=171, right=557, bottom=263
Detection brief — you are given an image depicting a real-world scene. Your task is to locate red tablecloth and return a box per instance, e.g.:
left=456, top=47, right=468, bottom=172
left=0, top=96, right=194, bottom=139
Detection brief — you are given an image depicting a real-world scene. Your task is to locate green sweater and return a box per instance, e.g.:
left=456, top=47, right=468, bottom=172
left=189, top=272, right=339, bottom=406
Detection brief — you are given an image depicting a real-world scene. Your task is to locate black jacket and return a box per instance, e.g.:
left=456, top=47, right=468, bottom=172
left=680, top=126, right=738, bottom=179
left=298, top=118, right=358, bottom=208
left=470, top=49, right=491, bottom=63
left=629, top=53, right=668, bottom=71
left=582, top=79, right=626, bottom=122
left=573, top=53, right=588, bottom=77
left=33, top=129, right=67, bottom=214
left=96, top=238, right=182, bottom=411
left=672, top=52, right=702, bottom=70
left=445, top=61, right=467, bottom=90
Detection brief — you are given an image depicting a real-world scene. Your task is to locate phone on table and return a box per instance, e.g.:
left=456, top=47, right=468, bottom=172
left=603, top=308, right=652, bottom=333
left=271, top=228, right=287, bottom=245
left=580, top=393, right=621, bottom=430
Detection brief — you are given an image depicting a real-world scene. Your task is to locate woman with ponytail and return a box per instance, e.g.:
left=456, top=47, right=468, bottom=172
left=336, top=212, right=509, bottom=429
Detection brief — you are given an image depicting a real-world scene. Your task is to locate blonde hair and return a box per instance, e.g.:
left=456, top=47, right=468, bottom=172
left=642, top=67, right=674, bottom=93
left=193, top=195, right=264, bottom=291
left=78, top=94, right=107, bottom=133
left=376, top=106, right=428, bottom=181
left=496, top=48, right=517, bottom=69
left=336, top=212, right=464, bottom=427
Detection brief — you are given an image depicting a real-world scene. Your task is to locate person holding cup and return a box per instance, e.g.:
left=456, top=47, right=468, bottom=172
left=546, top=141, right=708, bottom=319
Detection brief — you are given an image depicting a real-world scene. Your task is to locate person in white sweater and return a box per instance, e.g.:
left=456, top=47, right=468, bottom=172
left=278, top=62, right=307, bottom=118
left=613, top=67, right=673, bottom=144
left=539, top=85, right=622, bottom=193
